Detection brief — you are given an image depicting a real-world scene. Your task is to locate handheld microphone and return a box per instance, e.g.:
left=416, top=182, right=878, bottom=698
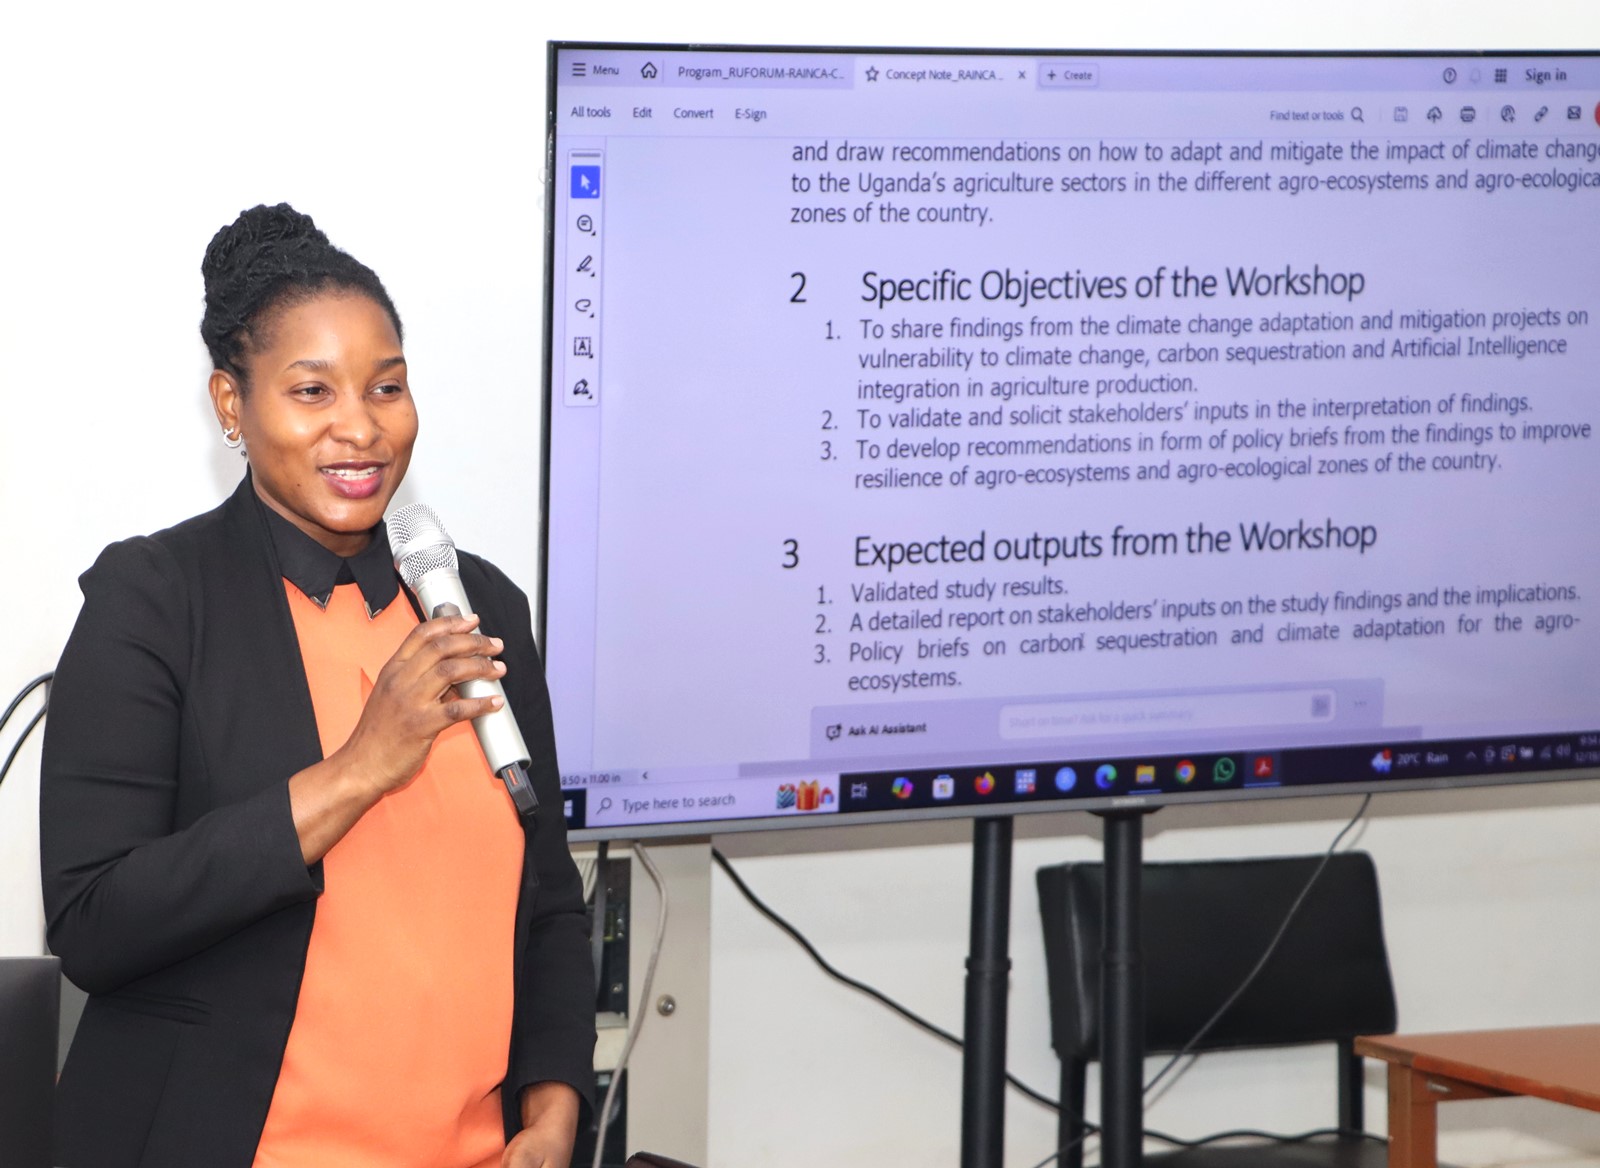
left=387, top=503, right=538, bottom=817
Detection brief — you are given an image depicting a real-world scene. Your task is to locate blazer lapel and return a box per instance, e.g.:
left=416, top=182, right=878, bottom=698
left=191, top=476, right=326, bottom=815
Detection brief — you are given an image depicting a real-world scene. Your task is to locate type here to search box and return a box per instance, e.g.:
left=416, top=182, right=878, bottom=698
left=999, top=689, right=1334, bottom=740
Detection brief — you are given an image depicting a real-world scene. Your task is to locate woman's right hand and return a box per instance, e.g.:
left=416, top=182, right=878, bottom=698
left=335, top=612, right=507, bottom=797
left=289, top=611, right=509, bottom=863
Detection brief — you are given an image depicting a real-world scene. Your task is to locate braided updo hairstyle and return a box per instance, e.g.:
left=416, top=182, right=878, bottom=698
left=200, top=203, right=403, bottom=392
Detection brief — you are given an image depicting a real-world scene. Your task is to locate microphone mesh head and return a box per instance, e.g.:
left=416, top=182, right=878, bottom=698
left=387, top=503, right=459, bottom=588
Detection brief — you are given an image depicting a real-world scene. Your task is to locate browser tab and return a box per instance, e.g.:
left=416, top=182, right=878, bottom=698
left=1037, top=60, right=1100, bottom=88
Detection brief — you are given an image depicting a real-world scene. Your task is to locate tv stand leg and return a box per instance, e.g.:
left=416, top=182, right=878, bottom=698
left=960, top=815, right=1013, bottom=1168
left=1098, top=808, right=1153, bottom=1168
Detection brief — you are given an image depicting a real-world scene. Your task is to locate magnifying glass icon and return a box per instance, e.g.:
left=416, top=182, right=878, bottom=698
left=597, top=797, right=613, bottom=814
left=1350, top=106, right=1365, bottom=123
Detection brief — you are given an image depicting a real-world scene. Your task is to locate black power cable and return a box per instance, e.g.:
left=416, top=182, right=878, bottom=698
left=0, top=674, right=52, bottom=792
left=711, top=847, right=1064, bottom=1113
left=714, top=792, right=1376, bottom=1168
left=1148, top=1124, right=1384, bottom=1150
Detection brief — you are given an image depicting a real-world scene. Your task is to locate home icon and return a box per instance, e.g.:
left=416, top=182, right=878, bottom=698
left=641, top=62, right=658, bottom=79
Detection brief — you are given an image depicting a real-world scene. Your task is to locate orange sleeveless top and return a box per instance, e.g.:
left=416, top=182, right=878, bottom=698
left=253, top=582, right=525, bottom=1168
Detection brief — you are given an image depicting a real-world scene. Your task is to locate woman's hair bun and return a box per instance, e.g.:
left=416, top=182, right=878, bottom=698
left=200, top=202, right=402, bottom=387
left=201, top=203, right=328, bottom=293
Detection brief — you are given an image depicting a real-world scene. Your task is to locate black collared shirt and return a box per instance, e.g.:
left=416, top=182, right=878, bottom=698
left=257, top=496, right=401, bottom=616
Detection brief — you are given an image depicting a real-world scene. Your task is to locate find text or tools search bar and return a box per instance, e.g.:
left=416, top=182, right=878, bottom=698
left=999, top=689, right=1335, bottom=741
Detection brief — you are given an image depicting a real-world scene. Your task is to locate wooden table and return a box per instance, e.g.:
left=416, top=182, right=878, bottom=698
left=1355, top=1024, right=1600, bottom=1168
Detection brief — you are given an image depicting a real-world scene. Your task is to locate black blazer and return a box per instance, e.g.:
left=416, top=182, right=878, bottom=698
left=41, top=478, right=595, bottom=1168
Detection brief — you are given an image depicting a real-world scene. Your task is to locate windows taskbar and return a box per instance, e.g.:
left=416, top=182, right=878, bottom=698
left=834, top=730, right=1600, bottom=814
left=559, top=730, right=1600, bottom=833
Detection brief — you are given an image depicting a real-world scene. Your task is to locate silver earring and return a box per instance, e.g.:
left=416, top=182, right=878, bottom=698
left=222, top=426, right=243, bottom=450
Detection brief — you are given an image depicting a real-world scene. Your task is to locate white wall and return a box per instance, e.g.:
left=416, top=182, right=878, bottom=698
left=3, top=3, right=1598, bottom=1166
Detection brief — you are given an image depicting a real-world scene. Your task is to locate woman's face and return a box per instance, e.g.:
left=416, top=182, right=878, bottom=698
left=211, top=293, right=418, bottom=557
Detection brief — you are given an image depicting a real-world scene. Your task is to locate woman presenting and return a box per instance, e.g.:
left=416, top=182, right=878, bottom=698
left=41, top=204, right=594, bottom=1168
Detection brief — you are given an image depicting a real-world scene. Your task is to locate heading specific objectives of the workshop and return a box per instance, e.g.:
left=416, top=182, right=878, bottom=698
left=858, top=264, right=1365, bottom=310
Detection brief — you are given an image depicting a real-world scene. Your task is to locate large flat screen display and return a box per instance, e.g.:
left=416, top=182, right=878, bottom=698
left=542, top=44, right=1600, bottom=839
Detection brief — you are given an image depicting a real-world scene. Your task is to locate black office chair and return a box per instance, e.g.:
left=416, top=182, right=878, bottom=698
left=0, top=955, right=61, bottom=1168
left=1036, top=853, right=1397, bottom=1168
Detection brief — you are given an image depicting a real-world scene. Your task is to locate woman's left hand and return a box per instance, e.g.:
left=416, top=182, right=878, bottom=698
left=503, top=1081, right=581, bottom=1168
left=503, top=1123, right=573, bottom=1168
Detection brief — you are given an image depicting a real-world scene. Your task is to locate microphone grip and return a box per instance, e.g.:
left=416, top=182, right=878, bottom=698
left=422, top=588, right=538, bottom=817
